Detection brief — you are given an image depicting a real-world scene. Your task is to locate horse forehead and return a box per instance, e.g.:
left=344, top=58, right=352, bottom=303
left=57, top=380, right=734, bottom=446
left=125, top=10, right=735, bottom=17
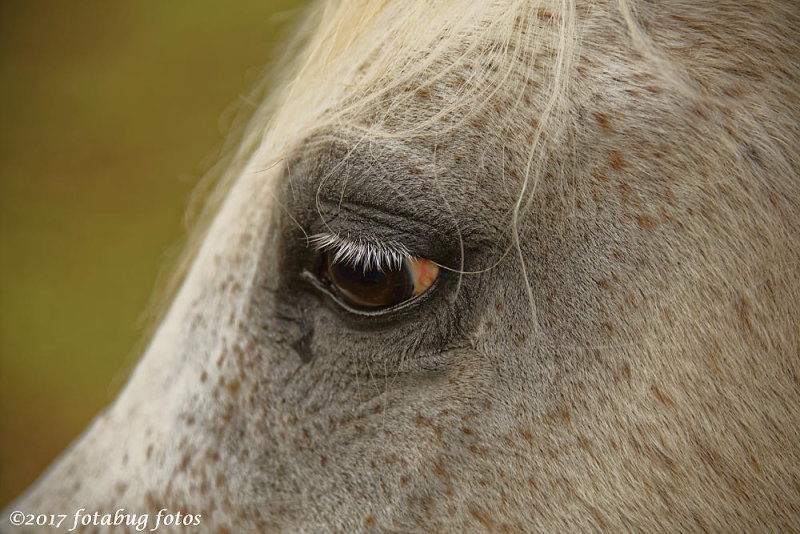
left=282, top=5, right=641, bottom=199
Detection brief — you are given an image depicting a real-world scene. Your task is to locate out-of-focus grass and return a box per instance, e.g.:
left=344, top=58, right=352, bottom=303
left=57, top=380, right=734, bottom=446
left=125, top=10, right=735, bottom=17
left=0, top=1, right=307, bottom=506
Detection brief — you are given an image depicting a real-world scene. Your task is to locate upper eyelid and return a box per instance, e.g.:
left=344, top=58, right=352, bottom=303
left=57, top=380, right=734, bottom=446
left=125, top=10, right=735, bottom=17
left=309, top=232, right=412, bottom=272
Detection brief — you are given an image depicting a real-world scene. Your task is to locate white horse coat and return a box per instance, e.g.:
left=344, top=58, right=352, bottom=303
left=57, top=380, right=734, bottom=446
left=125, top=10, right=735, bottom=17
left=4, top=0, right=800, bottom=531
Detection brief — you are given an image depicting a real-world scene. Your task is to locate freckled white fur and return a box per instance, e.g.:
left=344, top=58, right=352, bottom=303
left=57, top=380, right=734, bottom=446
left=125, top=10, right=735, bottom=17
left=3, top=0, right=799, bottom=532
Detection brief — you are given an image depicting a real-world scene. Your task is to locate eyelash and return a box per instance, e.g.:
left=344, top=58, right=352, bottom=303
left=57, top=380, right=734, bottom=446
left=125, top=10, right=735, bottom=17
left=308, top=232, right=412, bottom=272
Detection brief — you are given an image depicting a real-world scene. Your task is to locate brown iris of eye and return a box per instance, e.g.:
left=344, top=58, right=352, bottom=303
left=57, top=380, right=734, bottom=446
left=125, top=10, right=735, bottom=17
left=320, top=253, right=439, bottom=310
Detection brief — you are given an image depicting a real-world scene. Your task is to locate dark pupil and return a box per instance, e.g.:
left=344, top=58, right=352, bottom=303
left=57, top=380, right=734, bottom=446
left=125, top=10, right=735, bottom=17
left=326, top=255, right=413, bottom=309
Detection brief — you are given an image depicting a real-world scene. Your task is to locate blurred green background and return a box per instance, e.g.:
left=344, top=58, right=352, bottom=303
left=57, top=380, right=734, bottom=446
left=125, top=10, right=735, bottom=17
left=0, top=1, right=307, bottom=506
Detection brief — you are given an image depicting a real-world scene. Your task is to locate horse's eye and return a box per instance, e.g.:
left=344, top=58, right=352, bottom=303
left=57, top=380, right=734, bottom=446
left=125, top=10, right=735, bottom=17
left=319, top=253, right=439, bottom=310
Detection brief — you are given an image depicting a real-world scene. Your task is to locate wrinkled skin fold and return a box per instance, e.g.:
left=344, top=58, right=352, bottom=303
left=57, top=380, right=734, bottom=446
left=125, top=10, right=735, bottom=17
left=4, top=0, right=800, bottom=531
